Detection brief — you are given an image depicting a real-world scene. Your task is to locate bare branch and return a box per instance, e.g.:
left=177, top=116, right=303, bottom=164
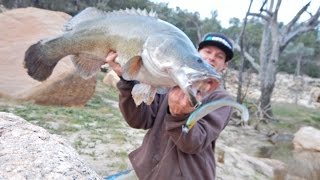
left=305, top=6, right=320, bottom=26
left=259, top=0, right=268, bottom=12
left=281, top=26, right=315, bottom=51
left=274, top=0, right=282, bottom=15
left=248, top=12, right=269, bottom=21
left=237, top=0, right=254, bottom=103
left=280, top=6, right=320, bottom=50
left=249, top=0, right=279, bottom=21
left=231, top=40, right=260, bottom=71
left=260, top=9, right=273, bottom=16
left=259, top=0, right=273, bottom=16
left=283, top=1, right=311, bottom=34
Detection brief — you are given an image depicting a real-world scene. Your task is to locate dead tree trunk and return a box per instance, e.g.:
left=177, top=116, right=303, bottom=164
left=241, top=0, right=320, bottom=120
left=259, top=15, right=280, bottom=119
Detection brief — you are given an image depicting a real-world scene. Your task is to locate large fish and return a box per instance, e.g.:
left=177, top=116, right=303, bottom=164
left=24, top=7, right=221, bottom=107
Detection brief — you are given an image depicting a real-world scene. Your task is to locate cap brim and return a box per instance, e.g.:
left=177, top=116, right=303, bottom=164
left=198, top=41, right=234, bottom=61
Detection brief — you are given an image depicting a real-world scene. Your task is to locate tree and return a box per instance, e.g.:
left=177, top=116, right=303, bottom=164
left=278, top=31, right=318, bottom=75
left=236, top=0, right=254, bottom=104
left=282, top=42, right=314, bottom=104
left=238, top=0, right=320, bottom=119
left=201, top=10, right=223, bottom=41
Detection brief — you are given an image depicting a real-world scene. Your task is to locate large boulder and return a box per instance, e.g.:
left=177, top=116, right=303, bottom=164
left=18, top=69, right=96, bottom=106
left=289, top=150, right=320, bottom=180
left=0, top=112, right=102, bottom=179
left=291, top=126, right=320, bottom=179
left=0, top=7, right=96, bottom=106
left=293, top=126, right=320, bottom=151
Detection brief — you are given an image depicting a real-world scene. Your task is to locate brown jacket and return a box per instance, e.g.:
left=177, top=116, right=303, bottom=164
left=117, top=79, right=232, bottom=180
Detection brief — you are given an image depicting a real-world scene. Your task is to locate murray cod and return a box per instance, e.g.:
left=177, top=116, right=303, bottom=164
left=24, top=7, right=221, bottom=107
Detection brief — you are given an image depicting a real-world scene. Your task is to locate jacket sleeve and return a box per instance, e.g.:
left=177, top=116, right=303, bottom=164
left=117, top=78, right=162, bottom=130
left=164, top=90, right=233, bottom=154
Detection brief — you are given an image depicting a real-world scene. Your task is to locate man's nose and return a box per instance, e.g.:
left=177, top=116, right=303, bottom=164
left=207, top=54, right=216, bottom=61
left=206, top=56, right=216, bottom=66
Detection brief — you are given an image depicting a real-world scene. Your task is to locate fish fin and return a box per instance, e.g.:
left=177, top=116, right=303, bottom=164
left=108, top=8, right=158, bottom=18
left=71, top=54, right=105, bottom=79
left=63, top=7, right=106, bottom=31
left=64, top=7, right=158, bottom=31
left=132, top=84, right=157, bottom=106
left=24, top=40, right=63, bottom=81
left=122, top=56, right=143, bottom=80
left=156, top=87, right=169, bottom=94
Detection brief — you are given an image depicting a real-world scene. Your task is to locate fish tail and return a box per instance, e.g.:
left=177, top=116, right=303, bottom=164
left=24, top=38, right=66, bottom=81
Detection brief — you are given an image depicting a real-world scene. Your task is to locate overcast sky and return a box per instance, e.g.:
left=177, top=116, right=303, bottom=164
left=150, top=0, right=320, bottom=27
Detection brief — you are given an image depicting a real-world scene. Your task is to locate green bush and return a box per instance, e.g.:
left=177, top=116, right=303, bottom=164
left=303, top=61, right=320, bottom=78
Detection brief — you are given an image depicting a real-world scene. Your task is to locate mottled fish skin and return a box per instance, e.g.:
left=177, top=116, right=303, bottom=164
left=24, top=7, right=221, bottom=106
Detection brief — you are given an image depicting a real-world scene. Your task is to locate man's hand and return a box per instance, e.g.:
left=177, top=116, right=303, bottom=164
left=105, top=51, right=122, bottom=76
left=168, top=86, right=195, bottom=117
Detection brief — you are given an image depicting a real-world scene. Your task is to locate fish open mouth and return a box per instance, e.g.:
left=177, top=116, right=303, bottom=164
left=169, top=66, right=221, bottom=108
left=186, top=76, right=220, bottom=107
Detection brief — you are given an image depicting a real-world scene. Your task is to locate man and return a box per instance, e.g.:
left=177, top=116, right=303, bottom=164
left=105, top=33, right=234, bottom=180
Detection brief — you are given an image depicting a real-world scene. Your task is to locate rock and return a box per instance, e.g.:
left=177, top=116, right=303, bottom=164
left=268, top=132, right=294, bottom=145
left=216, top=125, right=294, bottom=179
left=260, top=158, right=288, bottom=180
left=18, top=69, right=97, bottom=107
left=0, top=112, right=102, bottom=179
left=224, top=69, right=320, bottom=108
left=0, top=7, right=96, bottom=106
left=215, top=143, right=288, bottom=180
left=309, top=87, right=320, bottom=108
left=293, top=126, right=320, bottom=151
left=291, top=127, right=320, bottom=179
left=289, top=150, right=320, bottom=180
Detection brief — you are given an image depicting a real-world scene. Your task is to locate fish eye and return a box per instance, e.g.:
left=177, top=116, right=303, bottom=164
left=197, top=59, right=203, bottom=63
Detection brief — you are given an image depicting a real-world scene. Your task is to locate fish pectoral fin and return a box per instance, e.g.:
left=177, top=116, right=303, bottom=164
left=122, top=56, right=143, bottom=80
left=72, top=54, right=105, bottom=79
left=132, top=83, right=157, bottom=106
left=156, top=87, right=169, bottom=94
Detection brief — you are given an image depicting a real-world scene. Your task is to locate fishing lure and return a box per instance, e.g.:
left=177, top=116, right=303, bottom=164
left=182, top=99, right=249, bottom=133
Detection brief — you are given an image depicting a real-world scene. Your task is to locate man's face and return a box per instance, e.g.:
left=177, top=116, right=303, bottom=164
left=199, top=46, right=228, bottom=73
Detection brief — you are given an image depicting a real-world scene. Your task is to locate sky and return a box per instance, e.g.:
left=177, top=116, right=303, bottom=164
left=150, top=0, right=320, bottom=27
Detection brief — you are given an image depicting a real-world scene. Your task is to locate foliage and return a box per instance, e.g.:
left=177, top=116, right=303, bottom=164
left=279, top=30, right=320, bottom=78
left=225, top=18, right=264, bottom=71
left=200, top=11, right=223, bottom=41
left=302, top=61, right=320, bottom=78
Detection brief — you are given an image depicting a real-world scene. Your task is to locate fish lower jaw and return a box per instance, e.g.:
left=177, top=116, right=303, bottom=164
left=188, top=78, right=220, bottom=102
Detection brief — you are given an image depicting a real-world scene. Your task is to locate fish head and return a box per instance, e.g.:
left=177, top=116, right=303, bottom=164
left=142, top=34, right=222, bottom=107
left=174, top=56, right=222, bottom=107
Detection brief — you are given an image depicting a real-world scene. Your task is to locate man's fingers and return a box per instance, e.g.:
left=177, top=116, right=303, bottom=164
left=168, top=87, right=195, bottom=116
left=105, top=51, right=118, bottom=63
left=105, top=51, right=122, bottom=76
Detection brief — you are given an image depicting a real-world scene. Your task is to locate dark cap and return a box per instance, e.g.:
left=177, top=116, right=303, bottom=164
left=198, top=33, right=234, bottom=61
